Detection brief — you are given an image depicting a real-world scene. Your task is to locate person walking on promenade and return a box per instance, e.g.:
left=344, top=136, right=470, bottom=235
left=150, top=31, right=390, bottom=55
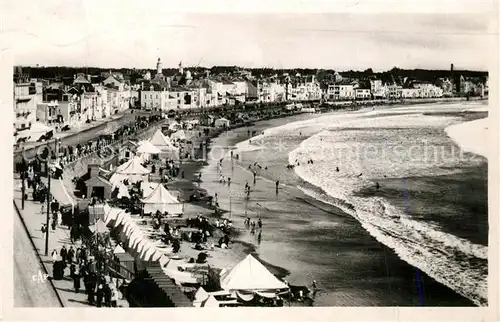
left=60, top=245, right=68, bottom=264
left=275, top=180, right=279, bottom=194
left=67, top=246, right=75, bottom=264
left=41, top=224, right=48, bottom=239
left=104, top=283, right=112, bottom=307
left=72, top=265, right=81, bottom=293
left=51, top=248, right=58, bottom=263
left=95, top=284, right=104, bottom=307
left=111, top=286, right=118, bottom=307
left=258, top=218, right=262, bottom=229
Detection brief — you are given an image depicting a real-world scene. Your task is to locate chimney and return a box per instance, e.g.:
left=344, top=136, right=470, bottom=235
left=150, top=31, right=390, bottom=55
left=450, top=63, right=454, bottom=72
left=88, top=163, right=101, bottom=178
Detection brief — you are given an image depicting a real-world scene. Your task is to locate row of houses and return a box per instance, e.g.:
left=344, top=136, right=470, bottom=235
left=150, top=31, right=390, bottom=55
left=138, top=59, right=323, bottom=111
left=14, top=60, right=489, bottom=137
left=325, top=74, right=487, bottom=101
left=13, top=72, right=134, bottom=136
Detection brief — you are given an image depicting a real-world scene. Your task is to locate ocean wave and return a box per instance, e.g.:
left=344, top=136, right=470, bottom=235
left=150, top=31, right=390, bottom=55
left=296, top=183, right=488, bottom=306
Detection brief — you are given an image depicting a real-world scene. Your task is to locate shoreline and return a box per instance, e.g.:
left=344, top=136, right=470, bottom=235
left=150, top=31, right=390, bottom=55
left=177, top=101, right=485, bottom=306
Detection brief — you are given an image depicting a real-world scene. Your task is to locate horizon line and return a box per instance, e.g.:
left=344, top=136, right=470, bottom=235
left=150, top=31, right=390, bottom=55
left=14, top=64, right=489, bottom=74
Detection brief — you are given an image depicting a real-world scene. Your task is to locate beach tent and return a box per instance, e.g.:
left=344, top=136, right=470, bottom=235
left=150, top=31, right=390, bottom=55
left=202, top=295, right=220, bottom=308
left=214, top=118, right=230, bottom=129
left=141, top=183, right=183, bottom=215
left=113, top=245, right=126, bottom=254
left=137, top=140, right=162, bottom=155
left=149, top=129, right=172, bottom=147
left=109, top=157, right=150, bottom=185
left=170, top=130, right=187, bottom=141
left=149, top=129, right=179, bottom=160
left=193, top=287, right=210, bottom=307
left=136, top=140, right=162, bottom=162
left=219, top=254, right=288, bottom=297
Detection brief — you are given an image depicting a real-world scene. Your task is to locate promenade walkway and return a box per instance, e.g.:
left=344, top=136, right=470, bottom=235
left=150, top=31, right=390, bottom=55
left=15, top=109, right=131, bottom=153
left=13, top=177, right=129, bottom=308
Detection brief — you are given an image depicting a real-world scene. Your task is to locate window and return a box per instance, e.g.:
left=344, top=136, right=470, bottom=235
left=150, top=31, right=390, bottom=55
left=21, top=123, right=26, bottom=129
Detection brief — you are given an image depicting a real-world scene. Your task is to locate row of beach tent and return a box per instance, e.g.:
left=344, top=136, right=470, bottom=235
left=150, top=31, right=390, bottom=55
left=100, top=203, right=289, bottom=306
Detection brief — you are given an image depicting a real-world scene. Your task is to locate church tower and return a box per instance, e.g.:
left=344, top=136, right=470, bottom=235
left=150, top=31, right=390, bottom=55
left=178, top=61, right=183, bottom=75
left=156, top=58, right=163, bottom=75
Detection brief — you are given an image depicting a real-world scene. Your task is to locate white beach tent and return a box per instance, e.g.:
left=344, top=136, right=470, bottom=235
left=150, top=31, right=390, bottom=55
left=170, top=129, right=187, bottom=141
left=109, top=157, right=150, bottom=185
left=193, top=287, right=210, bottom=307
left=202, top=295, right=220, bottom=308
left=149, top=129, right=173, bottom=147
left=214, top=118, right=230, bottom=128
left=113, top=244, right=126, bottom=254
left=137, top=140, right=162, bottom=154
left=136, top=140, right=162, bottom=162
left=141, top=183, right=183, bottom=215
left=149, top=129, right=179, bottom=160
left=219, top=254, right=288, bottom=297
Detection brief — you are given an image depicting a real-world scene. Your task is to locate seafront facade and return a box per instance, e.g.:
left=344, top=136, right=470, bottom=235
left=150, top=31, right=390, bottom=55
left=14, top=61, right=489, bottom=147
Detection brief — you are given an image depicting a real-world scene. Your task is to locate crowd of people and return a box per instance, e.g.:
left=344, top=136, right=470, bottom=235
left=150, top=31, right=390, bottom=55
left=50, top=244, right=123, bottom=307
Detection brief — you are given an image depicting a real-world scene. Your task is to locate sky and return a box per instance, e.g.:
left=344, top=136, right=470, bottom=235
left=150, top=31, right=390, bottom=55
left=1, top=0, right=496, bottom=71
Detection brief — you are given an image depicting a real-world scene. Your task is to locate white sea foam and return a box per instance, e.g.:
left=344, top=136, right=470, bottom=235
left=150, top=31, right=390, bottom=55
left=445, top=118, right=489, bottom=159
left=233, top=102, right=489, bottom=306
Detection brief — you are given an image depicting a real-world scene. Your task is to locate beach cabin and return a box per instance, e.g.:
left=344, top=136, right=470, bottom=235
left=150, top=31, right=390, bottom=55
left=119, top=140, right=138, bottom=160
left=113, top=245, right=135, bottom=279
left=85, top=163, right=113, bottom=200
left=214, top=118, right=230, bottom=129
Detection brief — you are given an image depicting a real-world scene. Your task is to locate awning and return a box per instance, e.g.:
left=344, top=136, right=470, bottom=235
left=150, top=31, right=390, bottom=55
left=40, top=177, right=76, bottom=208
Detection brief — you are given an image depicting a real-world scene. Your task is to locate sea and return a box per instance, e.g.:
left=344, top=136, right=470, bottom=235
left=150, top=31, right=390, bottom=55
left=198, top=101, right=488, bottom=307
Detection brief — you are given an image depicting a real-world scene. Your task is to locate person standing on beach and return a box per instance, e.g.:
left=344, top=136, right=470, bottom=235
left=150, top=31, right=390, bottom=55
left=258, top=218, right=262, bottom=229
left=258, top=230, right=262, bottom=244
left=275, top=180, right=279, bottom=194
left=227, top=177, right=231, bottom=187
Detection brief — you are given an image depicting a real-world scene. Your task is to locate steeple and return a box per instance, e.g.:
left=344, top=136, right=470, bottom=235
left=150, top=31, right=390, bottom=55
left=156, top=58, right=163, bottom=75
left=178, top=61, right=183, bottom=74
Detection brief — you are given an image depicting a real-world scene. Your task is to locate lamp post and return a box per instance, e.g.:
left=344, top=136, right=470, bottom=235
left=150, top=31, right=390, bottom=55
left=43, top=161, right=51, bottom=256
left=21, top=147, right=26, bottom=210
